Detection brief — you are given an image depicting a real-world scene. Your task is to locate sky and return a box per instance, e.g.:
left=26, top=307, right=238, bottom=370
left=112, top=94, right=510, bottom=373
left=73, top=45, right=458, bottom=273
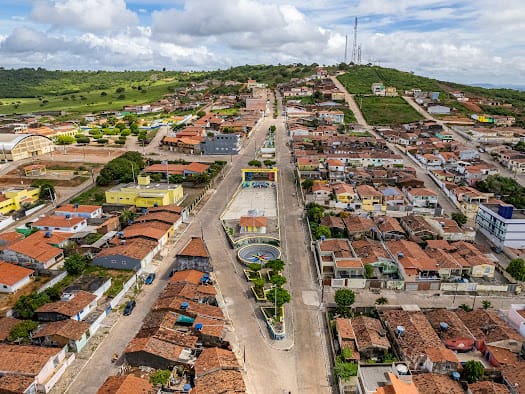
left=0, top=0, right=524, bottom=86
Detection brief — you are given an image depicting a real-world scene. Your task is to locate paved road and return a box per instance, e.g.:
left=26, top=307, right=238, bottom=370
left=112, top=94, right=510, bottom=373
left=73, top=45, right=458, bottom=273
left=64, top=94, right=330, bottom=393
left=331, top=75, right=459, bottom=215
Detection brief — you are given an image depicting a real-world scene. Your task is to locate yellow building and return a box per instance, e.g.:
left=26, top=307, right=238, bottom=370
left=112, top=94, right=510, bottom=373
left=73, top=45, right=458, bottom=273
left=0, top=134, right=54, bottom=162
left=356, top=185, right=385, bottom=212
left=0, top=187, right=41, bottom=214
left=241, top=168, right=278, bottom=183
left=105, top=175, right=184, bottom=208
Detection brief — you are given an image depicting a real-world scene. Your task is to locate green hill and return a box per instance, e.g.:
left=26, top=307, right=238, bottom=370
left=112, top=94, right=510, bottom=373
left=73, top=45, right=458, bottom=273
left=337, top=65, right=525, bottom=126
left=0, top=64, right=317, bottom=116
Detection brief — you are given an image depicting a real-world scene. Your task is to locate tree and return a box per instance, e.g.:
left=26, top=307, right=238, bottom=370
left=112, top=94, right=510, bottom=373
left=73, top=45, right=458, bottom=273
left=269, top=125, right=276, bottom=132
left=462, top=360, right=484, bottom=383
left=334, top=289, right=355, bottom=317
left=119, top=209, right=135, bottom=227
left=507, top=258, right=525, bottom=281
left=248, top=263, right=262, bottom=272
left=196, top=110, right=206, bottom=117
left=270, top=274, right=287, bottom=287
left=364, top=264, right=374, bottom=279
left=451, top=212, right=468, bottom=228
left=475, top=175, right=525, bottom=209
left=64, top=253, right=89, bottom=275
left=169, top=174, right=185, bottom=184
left=306, top=202, right=324, bottom=223
left=375, top=297, right=389, bottom=305
left=150, top=369, right=171, bottom=386
left=265, top=259, right=285, bottom=273
left=266, top=287, right=291, bottom=308
left=334, top=356, right=358, bottom=381
left=32, top=180, right=55, bottom=201
left=56, top=135, right=76, bottom=145
left=301, top=178, right=313, bottom=192
left=263, top=159, right=276, bottom=167
left=8, top=320, right=39, bottom=343
left=252, top=277, right=265, bottom=296
left=248, top=160, right=262, bottom=167
left=314, top=225, right=331, bottom=240
left=459, top=303, right=472, bottom=312
left=481, top=300, right=492, bottom=309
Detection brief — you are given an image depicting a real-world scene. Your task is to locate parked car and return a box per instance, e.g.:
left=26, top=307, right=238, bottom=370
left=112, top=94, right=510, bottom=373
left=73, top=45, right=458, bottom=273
left=491, top=246, right=503, bottom=254
left=145, top=273, right=156, bottom=285
left=169, top=268, right=176, bottom=278
left=123, top=300, right=136, bottom=316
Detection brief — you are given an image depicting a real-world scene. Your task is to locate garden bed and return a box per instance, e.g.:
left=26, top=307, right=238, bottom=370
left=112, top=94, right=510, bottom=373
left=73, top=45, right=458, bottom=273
left=261, top=306, right=286, bottom=340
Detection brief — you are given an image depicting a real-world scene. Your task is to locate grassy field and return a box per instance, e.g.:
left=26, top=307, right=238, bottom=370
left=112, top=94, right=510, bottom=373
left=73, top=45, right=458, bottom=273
left=359, top=96, right=423, bottom=125
left=342, top=107, right=357, bottom=124
left=0, top=79, right=183, bottom=115
left=337, top=66, right=442, bottom=94
left=211, top=107, right=239, bottom=116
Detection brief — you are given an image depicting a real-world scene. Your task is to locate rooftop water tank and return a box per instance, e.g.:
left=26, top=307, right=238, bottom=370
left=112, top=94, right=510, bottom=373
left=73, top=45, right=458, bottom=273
left=195, top=323, right=203, bottom=331
left=498, top=204, right=514, bottom=219
left=440, top=322, right=449, bottom=331
left=181, top=302, right=189, bottom=310
left=396, top=364, right=409, bottom=375
left=183, top=384, right=191, bottom=392
left=451, top=371, right=460, bottom=381
left=396, top=326, right=405, bottom=336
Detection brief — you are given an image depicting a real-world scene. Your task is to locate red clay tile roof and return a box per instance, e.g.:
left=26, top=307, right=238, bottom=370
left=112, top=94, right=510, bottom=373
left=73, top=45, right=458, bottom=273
left=456, top=309, right=523, bottom=343
left=335, top=318, right=355, bottom=340
left=170, top=270, right=206, bottom=285
left=407, top=187, right=438, bottom=197
left=501, top=361, right=525, bottom=394
left=320, top=216, right=345, bottom=229
left=239, top=216, right=267, bottom=227
left=0, top=344, right=62, bottom=375
left=97, top=375, right=154, bottom=394
left=319, top=239, right=353, bottom=258
left=0, top=232, right=24, bottom=247
left=0, top=317, right=20, bottom=341
left=356, top=184, right=382, bottom=197
left=375, top=216, right=404, bottom=234
left=32, top=215, right=86, bottom=228
left=148, top=204, right=185, bottom=214
left=335, top=258, right=364, bottom=269
left=121, top=221, right=171, bottom=240
left=178, top=237, right=209, bottom=258
left=135, top=211, right=181, bottom=225
left=425, top=346, right=459, bottom=363
left=125, top=336, right=184, bottom=362
left=32, top=319, right=90, bottom=341
left=485, top=345, right=519, bottom=366
left=55, top=204, right=101, bottom=214
left=351, top=316, right=390, bottom=351
left=6, top=230, right=71, bottom=264
left=95, top=238, right=158, bottom=261
left=193, top=369, right=246, bottom=394
left=0, top=374, right=35, bottom=393
left=412, top=373, right=463, bottom=394
left=194, top=347, right=241, bottom=377
left=343, top=216, right=373, bottom=233
left=0, top=261, right=33, bottom=286
left=468, top=381, right=510, bottom=394
left=144, top=164, right=186, bottom=175
left=152, top=296, right=224, bottom=320
left=36, top=290, right=96, bottom=317
left=185, top=162, right=210, bottom=173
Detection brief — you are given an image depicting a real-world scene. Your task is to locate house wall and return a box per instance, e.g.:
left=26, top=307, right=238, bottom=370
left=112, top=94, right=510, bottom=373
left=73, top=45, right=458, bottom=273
left=33, top=220, right=87, bottom=233
left=92, top=254, right=143, bottom=271
left=175, top=256, right=213, bottom=272
left=0, top=274, right=32, bottom=293
left=125, top=351, right=181, bottom=370
left=35, top=347, right=67, bottom=385
left=1, top=249, right=61, bottom=270
left=55, top=208, right=102, bottom=219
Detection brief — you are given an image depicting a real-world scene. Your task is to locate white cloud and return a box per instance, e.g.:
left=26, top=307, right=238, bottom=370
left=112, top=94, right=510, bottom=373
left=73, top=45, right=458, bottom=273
left=31, top=0, right=139, bottom=32
left=0, top=0, right=522, bottom=85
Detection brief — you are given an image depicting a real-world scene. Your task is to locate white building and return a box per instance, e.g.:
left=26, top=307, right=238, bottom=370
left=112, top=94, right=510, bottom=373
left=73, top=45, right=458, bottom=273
left=31, top=215, right=87, bottom=233
left=54, top=204, right=102, bottom=219
left=476, top=203, right=525, bottom=249
left=0, top=261, right=34, bottom=293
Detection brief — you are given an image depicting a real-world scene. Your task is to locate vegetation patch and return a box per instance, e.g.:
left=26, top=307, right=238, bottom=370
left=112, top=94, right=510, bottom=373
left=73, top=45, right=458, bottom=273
left=359, top=96, right=423, bottom=125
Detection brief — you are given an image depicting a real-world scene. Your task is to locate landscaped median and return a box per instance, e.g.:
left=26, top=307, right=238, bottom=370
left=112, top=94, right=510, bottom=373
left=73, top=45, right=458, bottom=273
left=243, top=259, right=290, bottom=340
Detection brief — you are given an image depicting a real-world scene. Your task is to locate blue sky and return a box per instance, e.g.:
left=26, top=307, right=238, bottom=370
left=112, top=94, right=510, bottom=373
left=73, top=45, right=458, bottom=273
left=0, top=0, right=523, bottom=86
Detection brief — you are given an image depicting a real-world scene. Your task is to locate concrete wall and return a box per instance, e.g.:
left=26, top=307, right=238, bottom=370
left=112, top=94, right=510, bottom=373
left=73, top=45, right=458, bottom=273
left=37, top=271, right=68, bottom=294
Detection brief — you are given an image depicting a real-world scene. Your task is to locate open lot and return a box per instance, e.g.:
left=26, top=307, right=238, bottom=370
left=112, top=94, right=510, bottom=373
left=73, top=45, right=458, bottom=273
left=221, top=187, right=278, bottom=220
left=359, top=96, right=423, bottom=125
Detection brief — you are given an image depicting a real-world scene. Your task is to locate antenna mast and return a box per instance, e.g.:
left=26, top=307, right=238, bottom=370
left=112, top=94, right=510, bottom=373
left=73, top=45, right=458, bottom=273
left=352, top=17, right=358, bottom=63
left=357, top=44, right=362, bottom=65
left=344, top=35, right=348, bottom=63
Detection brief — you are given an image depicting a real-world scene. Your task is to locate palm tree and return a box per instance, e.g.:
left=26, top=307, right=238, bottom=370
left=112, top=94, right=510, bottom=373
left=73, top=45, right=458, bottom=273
left=375, top=297, right=388, bottom=305
left=481, top=300, right=492, bottom=309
